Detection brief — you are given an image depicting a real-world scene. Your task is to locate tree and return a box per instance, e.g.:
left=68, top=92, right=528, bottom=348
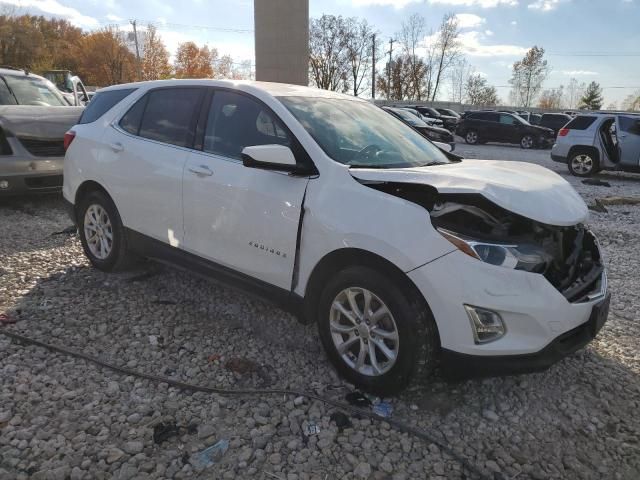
left=449, top=58, right=473, bottom=103
left=565, top=77, right=585, bottom=109
left=509, top=46, right=548, bottom=107
left=579, top=81, right=603, bottom=110
left=174, top=42, right=216, bottom=78
left=344, top=17, right=375, bottom=97
left=431, top=13, right=461, bottom=101
left=141, top=24, right=172, bottom=80
left=397, top=13, right=429, bottom=100
left=622, top=89, right=640, bottom=111
left=309, top=14, right=350, bottom=92
left=213, top=54, right=233, bottom=79
left=538, top=86, right=564, bottom=109
left=79, top=27, right=136, bottom=85
left=465, top=74, right=499, bottom=106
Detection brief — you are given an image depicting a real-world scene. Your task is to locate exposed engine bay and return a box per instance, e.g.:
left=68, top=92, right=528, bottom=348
left=363, top=181, right=604, bottom=303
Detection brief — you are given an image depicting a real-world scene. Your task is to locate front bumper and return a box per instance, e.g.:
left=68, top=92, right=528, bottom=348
left=0, top=155, right=64, bottom=196
left=408, top=250, right=609, bottom=375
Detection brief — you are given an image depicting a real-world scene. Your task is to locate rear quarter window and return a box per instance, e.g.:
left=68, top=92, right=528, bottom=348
left=565, top=116, right=597, bottom=130
left=78, top=88, right=136, bottom=124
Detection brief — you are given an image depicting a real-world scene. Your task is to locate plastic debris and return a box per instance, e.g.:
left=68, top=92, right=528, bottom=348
left=329, top=411, right=352, bottom=431
left=303, top=423, right=321, bottom=436
left=373, top=401, right=393, bottom=418
left=345, top=392, right=371, bottom=408
left=0, top=313, right=16, bottom=325
left=190, top=439, right=229, bottom=469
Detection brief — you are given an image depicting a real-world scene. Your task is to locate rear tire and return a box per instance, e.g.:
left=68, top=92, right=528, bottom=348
left=520, top=134, right=535, bottom=149
left=317, top=266, right=439, bottom=396
left=568, top=150, right=599, bottom=177
left=464, top=130, right=479, bottom=145
left=77, top=190, right=137, bottom=272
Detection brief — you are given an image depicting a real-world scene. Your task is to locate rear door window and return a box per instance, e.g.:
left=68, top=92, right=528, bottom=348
left=565, top=116, right=597, bottom=130
left=138, top=88, right=204, bottom=148
left=618, top=116, right=640, bottom=135
left=79, top=88, right=136, bottom=124
left=203, top=90, right=291, bottom=159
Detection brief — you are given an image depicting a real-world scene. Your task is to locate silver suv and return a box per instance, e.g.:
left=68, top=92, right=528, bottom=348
left=551, top=113, right=640, bottom=177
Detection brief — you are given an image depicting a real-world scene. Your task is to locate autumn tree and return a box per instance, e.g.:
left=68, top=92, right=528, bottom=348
left=344, top=17, right=376, bottom=97
left=309, top=14, right=350, bottom=91
left=565, top=77, right=585, bottom=109
left=213, top=54, right=233, bottom=79
left=449, top=58, right=473, bottom=103
left=579, top=81, right=603, bottom=110
left=141, top=24, right=172, bottom=80
left=509, top=46, right=548, bottom=107
left=397, top=13, right=430, bottom=100
left=431, top=13, right=461, bottom=101
left=622, top=89, right=640, bottom=111
left=79, top=27, right=136, bottom=86
left=174, top=42, right=216, bottom=78
left=538, top=86, right=564, bottom=109
left=465, top=74, right=499, bottom=106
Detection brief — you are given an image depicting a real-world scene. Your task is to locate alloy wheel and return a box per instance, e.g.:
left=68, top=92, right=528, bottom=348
left=521, top=135, right=534, bottom=149
left=571, top=154, right=593, bottom=175
left=466, top=131, right=477, bottom=144
left=83, top=204, right=113, bottom=260
left=329, top=287, right=399, bottom=377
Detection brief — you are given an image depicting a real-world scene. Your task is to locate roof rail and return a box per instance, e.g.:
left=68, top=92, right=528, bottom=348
left=0, top=65, right=29, bottom=75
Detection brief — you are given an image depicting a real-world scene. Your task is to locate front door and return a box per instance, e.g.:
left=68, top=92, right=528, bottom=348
left=183, top=90, right=309, bottom=290
left=616, top=115, right=640, bottom=167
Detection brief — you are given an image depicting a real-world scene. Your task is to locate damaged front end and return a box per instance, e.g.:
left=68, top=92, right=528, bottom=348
left=367, top=181, right=605, bottom=303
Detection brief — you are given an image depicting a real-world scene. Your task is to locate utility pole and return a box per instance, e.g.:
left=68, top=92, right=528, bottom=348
left=131, top=20, right=142, bottom=81
left=387, top=38, right=394, bottom=100
left=371, top=33, right=376, bottom=99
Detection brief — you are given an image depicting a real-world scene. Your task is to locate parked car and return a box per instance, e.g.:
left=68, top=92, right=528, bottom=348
left=551, top=113, right=640, bottom=176
left=457, top=111, right=555, bottom=149
left=435, top=108, right=461, bottom=119
left=528, top=113, right=542, bottom=125
left=64, top=80, right=609, bottom=394
left=538, top=113, right=572, bottom=137
left=0, top=67, right=84, bottom=195
left=43, top=70, right=90, bottom=106
left=408, top=105, right=458, bottom=132
left=382, top=106, right=455, bottom=149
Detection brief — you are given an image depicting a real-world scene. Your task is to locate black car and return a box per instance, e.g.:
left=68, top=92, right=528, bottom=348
left=382, top=106, right=455, bottom=149
left=456, top=111, right=555, bottom=149
left=407, top=105, right=459, bottom=132
left=538, top=113, right=572, bottom=137
left=436, top=108, right=461, bottom=119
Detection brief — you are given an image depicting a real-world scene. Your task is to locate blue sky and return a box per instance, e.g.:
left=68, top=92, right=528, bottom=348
left=2, top=0, right=638, bottom=105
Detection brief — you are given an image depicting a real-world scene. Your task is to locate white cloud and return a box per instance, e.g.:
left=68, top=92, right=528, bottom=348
left=0, top=0, right=99, bottom=27
left=561, top=70, right=598, bottom=76
left=528, top=0, right=561, bottom=10
left=485, top=29, right=494, bottom=35
left=106, top=13, right=122, bottom=21
left=454, top=13, right=485, bottom=28
left=458, top=30, right=527, bottom=56
left=351, top=0, right=421, bottom=7
left=510, top=20, right=517, bottom=25
left=428, top=0, right=518, bottom=7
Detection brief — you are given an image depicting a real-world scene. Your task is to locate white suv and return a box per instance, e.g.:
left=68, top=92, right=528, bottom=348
left=63, top=80, right=610, bottom=394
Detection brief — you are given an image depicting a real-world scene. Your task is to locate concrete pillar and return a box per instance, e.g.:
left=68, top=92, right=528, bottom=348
left=254, top=0, right=309, bottom=86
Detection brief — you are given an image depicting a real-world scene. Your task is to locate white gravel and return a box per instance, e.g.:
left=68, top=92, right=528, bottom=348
left=1, top=145, right=640, bottom=479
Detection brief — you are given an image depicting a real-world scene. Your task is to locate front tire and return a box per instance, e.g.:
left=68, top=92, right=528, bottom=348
left=465, top=130, right=479, bottom=145
left=520, top=134, right=535, bottom=149
left=568, top=151, right=598, bottom=177
left=77, top=190, right=136, bottom=271
left=317, top=266, right=438, bottom=396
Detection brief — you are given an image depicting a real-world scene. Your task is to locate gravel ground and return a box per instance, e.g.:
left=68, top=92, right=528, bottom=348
left=1, top=146, right=640, bottom=480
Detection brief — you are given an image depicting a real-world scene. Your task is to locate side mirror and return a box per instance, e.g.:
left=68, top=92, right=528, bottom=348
left=241, top=144, right=298, bottom=172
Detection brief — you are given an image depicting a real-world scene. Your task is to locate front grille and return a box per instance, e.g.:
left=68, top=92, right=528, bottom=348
left=19, top=138, right=65, bottom=157
left=24, top=175, right=63, bottom=189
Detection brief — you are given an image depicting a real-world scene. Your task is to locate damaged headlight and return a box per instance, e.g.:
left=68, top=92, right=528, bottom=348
left=438, top=228, right=552, bottom=273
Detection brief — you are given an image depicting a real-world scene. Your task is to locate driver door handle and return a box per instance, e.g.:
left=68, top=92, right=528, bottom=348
left=109, top=142, right=124, bottom=153
left=188, top=165, right=214, bottom=177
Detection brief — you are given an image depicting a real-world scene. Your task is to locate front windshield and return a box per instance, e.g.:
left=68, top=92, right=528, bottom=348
left=0, top=75, right=67, bottom=106
left=279, top=96, right=450, bottom=168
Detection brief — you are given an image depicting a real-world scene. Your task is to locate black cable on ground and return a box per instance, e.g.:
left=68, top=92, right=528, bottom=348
left=0, top=329, right=496, bottom=480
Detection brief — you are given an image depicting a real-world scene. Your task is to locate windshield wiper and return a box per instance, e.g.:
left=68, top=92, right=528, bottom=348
left=0, top=77, right=19, bottom=104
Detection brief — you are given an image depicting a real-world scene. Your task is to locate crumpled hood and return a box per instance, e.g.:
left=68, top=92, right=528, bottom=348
left=350, top=160, right=589, bottom=226
left=0, top=106, right=83, bottom=139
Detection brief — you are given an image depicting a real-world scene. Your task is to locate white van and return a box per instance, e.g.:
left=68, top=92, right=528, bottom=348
left=63, top=80, right=609, bottom=394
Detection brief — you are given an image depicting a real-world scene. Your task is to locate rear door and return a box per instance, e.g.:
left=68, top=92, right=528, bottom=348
left=101, top=86, right=205, bottom=245
left=498, top=114, right=520, bottom=142
left=182, top=89, right=310, bottom=290
left=616, top=115, right=640, bottom=167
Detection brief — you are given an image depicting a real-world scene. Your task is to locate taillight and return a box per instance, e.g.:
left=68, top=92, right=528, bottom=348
left=558, top=128, right=569, bottom=137
left=63, top=130, right=76, bottom=151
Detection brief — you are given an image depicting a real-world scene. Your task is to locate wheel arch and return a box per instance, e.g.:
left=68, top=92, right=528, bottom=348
left=301, top=248, right=437, bottom=335
left=567, top=145, right=600, bottom=164
left=72, top=180, right=115, bottom=223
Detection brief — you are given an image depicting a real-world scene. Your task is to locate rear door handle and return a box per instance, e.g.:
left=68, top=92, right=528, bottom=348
left=109, top=142, right=124, bottom=153
left=188, top=165, right=213, bottom=177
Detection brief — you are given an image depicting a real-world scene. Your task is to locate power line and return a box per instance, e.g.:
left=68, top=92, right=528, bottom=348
left=492, top=85, right=640, bottom=89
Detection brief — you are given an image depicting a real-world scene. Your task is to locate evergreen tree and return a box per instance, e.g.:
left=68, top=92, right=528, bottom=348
left=579, top=81, right=604, bottom=110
